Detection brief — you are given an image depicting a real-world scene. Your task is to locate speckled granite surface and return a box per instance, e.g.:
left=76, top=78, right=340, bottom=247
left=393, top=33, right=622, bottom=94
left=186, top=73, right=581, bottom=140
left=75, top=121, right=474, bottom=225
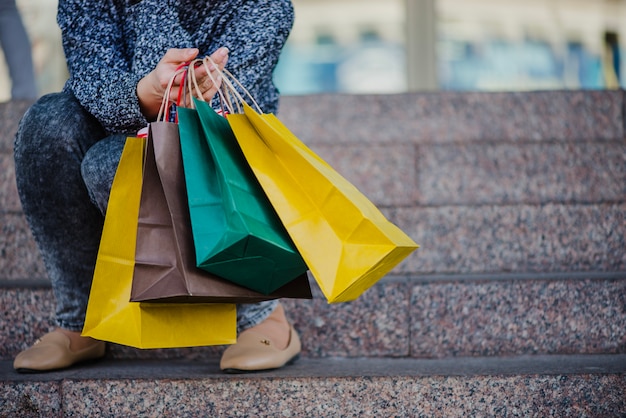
left=308, top=140, right=626, bottom=209
left=279, top=91, right=624, bottom=144
left=3, top=202, right=624, bottom=281
left=1, top=356, right=625, bottom=417
left=0, top=101, right=47, bottom=282
left=3, top=276, right=625, bottom=362
left=4, top=374, right=622, bottom=417
left=395, top=203, right=626, bottom=275
left=416, top=141, right=626, bottom=206
left=0, top=382, right=61, bottom=418
left=0, top=289, right=56, bottom=359
left=0, top=214, right=45, bottom=281
left=0, top=100, right=31, bottom=152
left=54, top=376, right=626, bottom=417
left=409, top=278, right=626, bottom=358
left=0, top=154, right=19, bottom=212
left=311, top=142, right=418, bottom=207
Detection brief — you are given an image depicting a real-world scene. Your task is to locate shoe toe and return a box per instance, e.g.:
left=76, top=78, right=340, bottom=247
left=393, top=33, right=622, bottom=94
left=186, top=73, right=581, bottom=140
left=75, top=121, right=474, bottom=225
left=14, top=342, right=70, bottom=371
left=220, top=325, right=301, bottom=372
left=13, top=331, right=105, bottom=373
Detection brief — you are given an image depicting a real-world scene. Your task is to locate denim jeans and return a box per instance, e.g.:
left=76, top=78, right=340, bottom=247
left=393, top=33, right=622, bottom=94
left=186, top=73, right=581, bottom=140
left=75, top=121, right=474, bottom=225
left=14, top=91, right=276, bottom=333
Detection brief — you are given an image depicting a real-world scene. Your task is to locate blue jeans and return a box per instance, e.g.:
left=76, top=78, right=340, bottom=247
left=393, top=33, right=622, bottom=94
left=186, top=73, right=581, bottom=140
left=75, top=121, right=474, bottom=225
left=13, top=91, right=276, bottom=333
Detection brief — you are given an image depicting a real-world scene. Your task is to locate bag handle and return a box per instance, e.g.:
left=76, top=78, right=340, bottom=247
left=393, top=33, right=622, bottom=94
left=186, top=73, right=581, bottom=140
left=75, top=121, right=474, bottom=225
left=187, top=57, right=233, bottom=116
left=202, top=55, right=264, bottom=114
left=156, top=64, right=189, bottom=122
left=186, top=58, right=203, bottom=107
left=167, top=54, right=263, bottom=117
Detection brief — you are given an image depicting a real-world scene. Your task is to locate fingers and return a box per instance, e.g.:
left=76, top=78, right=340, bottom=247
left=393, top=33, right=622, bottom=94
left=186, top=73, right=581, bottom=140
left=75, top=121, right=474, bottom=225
left=160, top=48, right=199, bottom=91
left=137, top=47, right=229, bottom=118
left=157, top=48, right=199, bottom=84
left=190, top=47, right=229, bottom=102
left=206, top=47, right=229, bottom=71
left=138, top=48, right=199, bottom=119
left=162, top=48, right=199, bottom=65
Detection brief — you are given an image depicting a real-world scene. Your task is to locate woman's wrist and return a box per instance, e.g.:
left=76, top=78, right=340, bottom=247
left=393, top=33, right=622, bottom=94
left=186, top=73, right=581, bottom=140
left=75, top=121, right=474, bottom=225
left=137, top=72, right=162, bottom=121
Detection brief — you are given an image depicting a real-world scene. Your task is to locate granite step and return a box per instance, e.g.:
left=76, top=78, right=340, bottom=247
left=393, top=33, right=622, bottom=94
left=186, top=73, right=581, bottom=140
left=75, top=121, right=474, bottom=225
left=2, top=272, right=625, bottom=362
left=1, top=354, right=625, bottom=416
left=3, top=201, right=625, bottom=280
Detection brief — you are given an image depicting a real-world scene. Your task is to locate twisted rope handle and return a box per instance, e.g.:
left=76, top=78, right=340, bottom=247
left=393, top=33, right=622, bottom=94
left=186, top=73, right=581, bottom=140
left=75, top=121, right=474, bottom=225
left=185, top=57, right=233, bottom=116
left=203, top=55, right=264, bottom=114
left=156, top=54, right=261, bottom=119
left=156, top=64, right=189, bottom=122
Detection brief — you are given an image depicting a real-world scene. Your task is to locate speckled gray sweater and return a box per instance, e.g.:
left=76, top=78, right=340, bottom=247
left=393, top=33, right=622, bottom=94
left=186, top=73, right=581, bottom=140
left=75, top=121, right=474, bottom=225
left=57, top=0, right=294, bottom=134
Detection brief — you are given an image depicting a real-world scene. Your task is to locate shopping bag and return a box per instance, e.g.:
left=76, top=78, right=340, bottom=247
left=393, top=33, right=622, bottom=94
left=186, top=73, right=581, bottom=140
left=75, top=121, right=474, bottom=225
left=177, top=101, right=308, bottom=294
left=82, top=136, right=237, bottom=348
left=130, top=121, right=312, bottom=303
left=227, top=102, right=419, bottom=303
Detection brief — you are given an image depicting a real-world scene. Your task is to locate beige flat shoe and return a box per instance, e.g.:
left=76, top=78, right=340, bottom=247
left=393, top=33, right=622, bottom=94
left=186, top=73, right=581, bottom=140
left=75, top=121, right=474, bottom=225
left=220, top=324, right=301, bottom=373
left=13, top=330, right=106, bottom=373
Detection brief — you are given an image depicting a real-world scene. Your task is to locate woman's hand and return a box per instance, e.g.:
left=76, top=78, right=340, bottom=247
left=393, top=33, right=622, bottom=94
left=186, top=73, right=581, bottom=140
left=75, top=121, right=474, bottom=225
left=187, top=48, right=229, bottom=104
left=137, top=47, right=229, bottom=120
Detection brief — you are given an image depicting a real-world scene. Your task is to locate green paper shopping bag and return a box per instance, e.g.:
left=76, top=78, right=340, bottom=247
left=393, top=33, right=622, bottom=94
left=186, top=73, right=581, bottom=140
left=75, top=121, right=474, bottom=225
left=175, top=79, right=308, bottom=295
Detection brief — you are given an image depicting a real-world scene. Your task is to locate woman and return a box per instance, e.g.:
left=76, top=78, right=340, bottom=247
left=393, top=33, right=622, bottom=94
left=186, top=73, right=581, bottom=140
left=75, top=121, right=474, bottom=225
left=13, top=0, right=299, bottom=373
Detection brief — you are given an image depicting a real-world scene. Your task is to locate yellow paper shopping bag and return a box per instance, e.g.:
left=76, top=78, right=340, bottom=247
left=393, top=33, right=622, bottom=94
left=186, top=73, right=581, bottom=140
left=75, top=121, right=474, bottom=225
left=227, top=103, right=419, bottom=303
left=82, top=136, right=236, bottom=348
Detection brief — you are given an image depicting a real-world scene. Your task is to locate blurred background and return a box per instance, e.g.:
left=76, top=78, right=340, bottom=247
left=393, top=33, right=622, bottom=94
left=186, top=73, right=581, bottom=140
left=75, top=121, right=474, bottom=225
left=1, top=0, right=625, bottom=102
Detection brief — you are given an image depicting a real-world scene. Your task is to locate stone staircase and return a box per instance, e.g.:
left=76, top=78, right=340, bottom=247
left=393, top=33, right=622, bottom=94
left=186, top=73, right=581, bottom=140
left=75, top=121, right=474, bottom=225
left=1, top=91, right=625, bottom=417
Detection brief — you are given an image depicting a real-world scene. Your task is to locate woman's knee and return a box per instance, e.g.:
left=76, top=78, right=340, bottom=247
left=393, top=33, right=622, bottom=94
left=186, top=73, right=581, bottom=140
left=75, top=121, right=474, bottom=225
left=14, top=92, right=105, bottom=160
left=81, top=135, right=126, bottom=213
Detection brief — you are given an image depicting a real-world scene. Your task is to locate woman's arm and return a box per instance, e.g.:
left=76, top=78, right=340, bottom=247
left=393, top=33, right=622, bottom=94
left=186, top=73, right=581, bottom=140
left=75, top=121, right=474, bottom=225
left=58, top=0, right=150, bottom=133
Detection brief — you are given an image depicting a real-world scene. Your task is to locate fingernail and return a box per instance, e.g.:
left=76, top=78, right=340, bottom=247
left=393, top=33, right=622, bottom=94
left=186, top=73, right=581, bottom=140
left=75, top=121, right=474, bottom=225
left=219, top=47, right=229, bottom=56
